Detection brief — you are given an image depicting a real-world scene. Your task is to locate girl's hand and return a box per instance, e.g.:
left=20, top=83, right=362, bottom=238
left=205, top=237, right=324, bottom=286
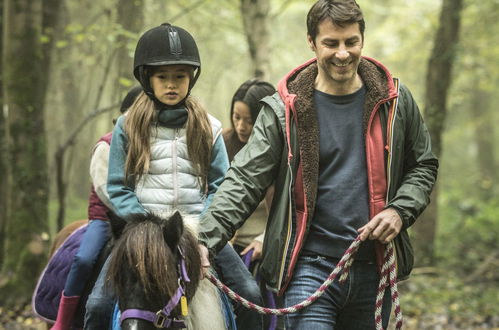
left=241, top=240, right=263, bottom=261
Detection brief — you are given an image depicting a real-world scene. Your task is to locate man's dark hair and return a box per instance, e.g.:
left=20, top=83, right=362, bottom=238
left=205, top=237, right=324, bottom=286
left=307, top=0, right=365, bottom=43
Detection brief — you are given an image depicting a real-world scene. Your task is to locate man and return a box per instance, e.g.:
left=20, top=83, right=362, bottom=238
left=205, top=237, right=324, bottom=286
left=199, top=0, right=438, bottom=328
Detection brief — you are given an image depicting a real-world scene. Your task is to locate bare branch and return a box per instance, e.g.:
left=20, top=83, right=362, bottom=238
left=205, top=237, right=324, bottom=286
left=54, top=103, right=119, bottom=229
left=271, top=0, right=296, bottom=19
left=170, top=0, right=208, bottom=23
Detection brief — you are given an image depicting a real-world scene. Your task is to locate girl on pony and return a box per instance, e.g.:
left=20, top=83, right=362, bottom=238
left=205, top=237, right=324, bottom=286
left=51, top=86, right=142, bottom=330
left=84, top=23, right=262, bottom=329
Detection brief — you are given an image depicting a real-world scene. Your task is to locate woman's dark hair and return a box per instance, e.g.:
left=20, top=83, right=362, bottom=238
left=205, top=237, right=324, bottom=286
left=230, top=79, right=276, bottom=125
left=307, top=0, right=365, bottom=43
left=120, top=86, right=143, bottom=113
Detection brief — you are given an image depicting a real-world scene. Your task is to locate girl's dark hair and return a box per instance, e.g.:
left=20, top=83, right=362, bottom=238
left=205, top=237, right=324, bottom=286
left=307, top=0, right=365, bottom=43
left=230, top=79, right=276, bottom=125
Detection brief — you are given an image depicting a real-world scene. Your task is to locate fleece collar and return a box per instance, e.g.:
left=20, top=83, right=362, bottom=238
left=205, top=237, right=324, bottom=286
left=276, top=56, right=397, bottom=227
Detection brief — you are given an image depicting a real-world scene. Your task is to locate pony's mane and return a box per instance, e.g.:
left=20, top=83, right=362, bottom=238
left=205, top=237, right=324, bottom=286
left=107, top=213, right=201, bottom=304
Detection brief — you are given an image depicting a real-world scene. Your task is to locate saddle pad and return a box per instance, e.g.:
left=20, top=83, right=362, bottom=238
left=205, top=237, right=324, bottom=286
left=32, top=224, right=87, bottom=324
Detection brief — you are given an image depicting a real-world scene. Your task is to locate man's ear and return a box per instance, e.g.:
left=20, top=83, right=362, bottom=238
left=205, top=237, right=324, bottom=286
left=307, top=35, right=316, bottom=52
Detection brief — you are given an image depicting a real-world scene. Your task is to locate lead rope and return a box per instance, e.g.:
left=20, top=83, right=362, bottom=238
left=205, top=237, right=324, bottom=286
left=206, top=236, right=403, bottom=330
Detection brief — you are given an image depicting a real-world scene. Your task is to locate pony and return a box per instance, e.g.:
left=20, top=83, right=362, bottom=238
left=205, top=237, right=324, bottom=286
left=107, top=211, right=227, bottom=329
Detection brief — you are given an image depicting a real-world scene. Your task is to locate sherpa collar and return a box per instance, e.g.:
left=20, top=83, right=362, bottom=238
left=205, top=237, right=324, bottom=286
left=280, top=56, right=395, bottom=224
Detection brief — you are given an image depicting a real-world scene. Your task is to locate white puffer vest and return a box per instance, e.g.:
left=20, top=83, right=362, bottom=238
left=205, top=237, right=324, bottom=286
left=135, top=114, right=222, bottom=220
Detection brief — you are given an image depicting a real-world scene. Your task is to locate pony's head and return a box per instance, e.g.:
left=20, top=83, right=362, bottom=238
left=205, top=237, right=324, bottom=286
left=107, top=211, right=201, bottom=329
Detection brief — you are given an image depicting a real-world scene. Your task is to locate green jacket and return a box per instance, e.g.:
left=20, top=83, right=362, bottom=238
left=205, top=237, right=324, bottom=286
left=199, top=57, right=438, bottom=294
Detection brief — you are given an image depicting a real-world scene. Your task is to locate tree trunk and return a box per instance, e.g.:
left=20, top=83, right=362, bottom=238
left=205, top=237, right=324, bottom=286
left=0, top=0, right=7, bottom=268
left=469, top=83, right=496, bottom=200
left=0, top=0, right=51, bottom=306
left=116, top=0, right=143, bottom=91
left=240, top=0, right=271, bottom=80
left=412, top=0, right=463, bottom=266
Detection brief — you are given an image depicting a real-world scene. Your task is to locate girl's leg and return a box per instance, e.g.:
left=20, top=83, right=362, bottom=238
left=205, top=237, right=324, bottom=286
left=215, top=243, right=264, bottom=330
left=84, top=255, right=115, bottom=330
left=52, top=220, right=110, bottom=330
left=64, top=220, right=111, bottom=296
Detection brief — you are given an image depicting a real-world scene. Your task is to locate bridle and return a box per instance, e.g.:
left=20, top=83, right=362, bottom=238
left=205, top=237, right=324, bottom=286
left=120, top=247, right=190, bottom=328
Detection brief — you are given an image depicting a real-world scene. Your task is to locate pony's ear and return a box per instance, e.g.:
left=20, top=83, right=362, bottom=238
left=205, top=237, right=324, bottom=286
left=107, top=211, right=127, bottom=239
left=163, top=210, right=184, bottom=252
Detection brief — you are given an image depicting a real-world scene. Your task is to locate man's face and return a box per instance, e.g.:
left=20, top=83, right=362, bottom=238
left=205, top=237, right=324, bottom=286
left=308, top=20, right=363, bottom=93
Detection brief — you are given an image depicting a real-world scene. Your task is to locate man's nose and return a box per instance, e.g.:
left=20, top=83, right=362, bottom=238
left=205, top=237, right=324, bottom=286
left=336, top=48, right=349, bottom=61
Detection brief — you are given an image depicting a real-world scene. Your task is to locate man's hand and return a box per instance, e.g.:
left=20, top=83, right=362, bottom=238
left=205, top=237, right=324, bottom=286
left=198, top=244, right=211, bottom=278
left=240, top=240, right=263, bottom=261
left=358, top=207, right=402, bottom=244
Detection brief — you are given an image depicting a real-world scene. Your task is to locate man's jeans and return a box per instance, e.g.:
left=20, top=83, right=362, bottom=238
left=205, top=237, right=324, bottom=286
left=284, top=255, right=392, bottom=330
left=215, top=244, right=264, bottom=330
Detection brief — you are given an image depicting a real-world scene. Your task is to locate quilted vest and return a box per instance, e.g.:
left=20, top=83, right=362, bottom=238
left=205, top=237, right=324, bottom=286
left=135, top=114, right=222, bottom=219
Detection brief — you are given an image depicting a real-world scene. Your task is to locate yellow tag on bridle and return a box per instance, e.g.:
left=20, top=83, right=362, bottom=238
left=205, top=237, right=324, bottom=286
left=180, top=295, right=188, bottom=316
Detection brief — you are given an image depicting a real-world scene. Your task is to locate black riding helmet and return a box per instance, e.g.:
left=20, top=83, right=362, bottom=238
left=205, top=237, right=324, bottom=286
left=133, top=23, right=201, bottom=104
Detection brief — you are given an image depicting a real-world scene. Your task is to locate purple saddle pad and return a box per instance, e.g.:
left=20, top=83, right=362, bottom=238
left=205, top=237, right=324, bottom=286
left=32, top=224, right=87, bottom=324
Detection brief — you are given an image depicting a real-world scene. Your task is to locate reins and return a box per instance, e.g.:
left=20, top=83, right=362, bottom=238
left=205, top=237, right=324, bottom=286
left=207, top=236, right=403, bottom=330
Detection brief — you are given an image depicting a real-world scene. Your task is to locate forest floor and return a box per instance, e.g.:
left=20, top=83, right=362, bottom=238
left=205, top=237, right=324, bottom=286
left=0, top=272, right=498, bottom=330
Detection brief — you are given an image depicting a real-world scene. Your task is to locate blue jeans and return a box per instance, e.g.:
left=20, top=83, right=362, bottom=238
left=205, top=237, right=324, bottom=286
left=215, top=244, right=264, bottom=330
left=84, top=255, right=115, bottom=330
left=284, top=255, right=391, bottom=330
left=65, top=219, right=110, bottom=296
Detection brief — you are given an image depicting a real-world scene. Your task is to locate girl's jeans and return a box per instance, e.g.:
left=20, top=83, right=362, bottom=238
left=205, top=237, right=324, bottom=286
left=64, top=219, right=110, bottom=296
left=215, top=243, right=264, bottom=330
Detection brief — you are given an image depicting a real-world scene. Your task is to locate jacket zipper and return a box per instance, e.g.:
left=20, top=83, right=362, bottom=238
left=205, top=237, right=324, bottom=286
left=172, top=128, right=179, bottom=210
left=385, top=81, right=400, bottom=201
left=277, top=162, right=294, bottom=291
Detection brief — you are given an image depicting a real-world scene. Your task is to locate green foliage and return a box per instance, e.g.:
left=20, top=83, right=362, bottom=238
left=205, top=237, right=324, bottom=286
left=399, top=274, right=499, bottom=328
left=437, top=194, right=499, bottom=278
left=47, top=196, right=88, bottom=236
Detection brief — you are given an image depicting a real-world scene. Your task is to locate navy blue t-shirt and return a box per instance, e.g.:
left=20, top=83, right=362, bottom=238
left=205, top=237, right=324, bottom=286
left=303, top=86, right=375, bottom=261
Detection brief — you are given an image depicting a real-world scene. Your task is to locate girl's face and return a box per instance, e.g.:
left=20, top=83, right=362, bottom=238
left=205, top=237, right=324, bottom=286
left=232, top=101, right=253, bottom=143
left=149, top=65, right=191, bottom=106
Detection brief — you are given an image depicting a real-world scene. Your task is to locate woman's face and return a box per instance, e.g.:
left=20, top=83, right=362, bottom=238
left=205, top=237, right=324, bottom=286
left=149, top=65, right=191, bottom=106
left=232, top=101, right=253, bottom=143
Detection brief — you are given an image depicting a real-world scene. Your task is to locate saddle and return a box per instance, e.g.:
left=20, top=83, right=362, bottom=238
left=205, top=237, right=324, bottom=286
left=32, top=224, right=109, bottom=328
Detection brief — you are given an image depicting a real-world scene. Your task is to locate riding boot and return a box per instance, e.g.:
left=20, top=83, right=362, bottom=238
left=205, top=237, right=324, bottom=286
left=51, top=292, right=80, bottom=330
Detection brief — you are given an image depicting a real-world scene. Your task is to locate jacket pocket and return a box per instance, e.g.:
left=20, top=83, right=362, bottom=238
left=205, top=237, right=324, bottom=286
left=394, top=229, right=414, bottom=280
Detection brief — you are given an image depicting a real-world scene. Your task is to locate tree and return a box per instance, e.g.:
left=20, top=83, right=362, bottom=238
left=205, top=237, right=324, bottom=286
left=115, top=0, right=144, bottom=95
left=0, top=0, right=6, bottom=268
left=470, top=78, right=496, bottom=200
left=240, top=0, right=271, bottom=79
left=412, top=0, right=464, bottom=266
left=0, top=0, right=61, bottom=305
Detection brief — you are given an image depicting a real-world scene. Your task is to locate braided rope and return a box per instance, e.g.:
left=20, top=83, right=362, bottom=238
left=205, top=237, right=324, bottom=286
left=206, top=236, right=403, bottom=329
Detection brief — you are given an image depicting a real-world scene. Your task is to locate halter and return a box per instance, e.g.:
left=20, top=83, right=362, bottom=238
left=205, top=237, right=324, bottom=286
left=120, top=247, right=191, bottom=328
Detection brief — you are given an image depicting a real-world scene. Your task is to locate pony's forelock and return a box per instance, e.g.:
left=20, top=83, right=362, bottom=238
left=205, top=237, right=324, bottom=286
left=107, top=213, right=202, bottom=312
